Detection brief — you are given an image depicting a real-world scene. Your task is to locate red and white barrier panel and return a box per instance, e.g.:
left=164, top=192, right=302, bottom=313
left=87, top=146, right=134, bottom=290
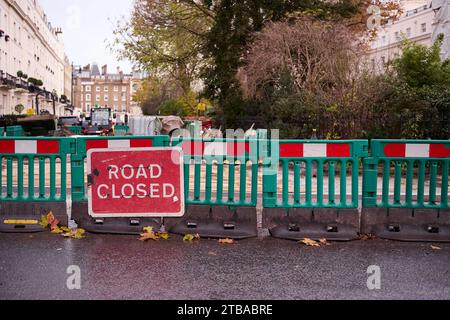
left=86, top=139, right=154, bottom=151
left=182, top=141, right=251, bottom=157
left=0, top=140, right=59, bottom=154
left=384, top=143, right=450, bottom=158
left=279, top=143, right=351, bottom=158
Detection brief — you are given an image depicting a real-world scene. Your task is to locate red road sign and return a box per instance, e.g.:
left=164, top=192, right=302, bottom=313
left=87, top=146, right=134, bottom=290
left=87, top=148, right=184, bottom=218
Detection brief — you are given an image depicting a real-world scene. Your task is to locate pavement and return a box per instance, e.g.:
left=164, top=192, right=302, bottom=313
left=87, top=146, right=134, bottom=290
left=0, top=232, right=449, bottom=300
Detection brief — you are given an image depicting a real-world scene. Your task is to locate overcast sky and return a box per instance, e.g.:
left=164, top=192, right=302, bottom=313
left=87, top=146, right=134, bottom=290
left=40, top=0, right=134, bottom=72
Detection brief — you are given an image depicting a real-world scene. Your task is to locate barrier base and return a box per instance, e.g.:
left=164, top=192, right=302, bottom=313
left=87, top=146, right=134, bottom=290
left=167, top=205, right=257, bottom=240
left=72, top=202, right=163, bottom=235
left=263, top=208, right=360, bottom=241
left=0, top=201, right=68, bottom=233
left=362, top=208, right=450, bottom=243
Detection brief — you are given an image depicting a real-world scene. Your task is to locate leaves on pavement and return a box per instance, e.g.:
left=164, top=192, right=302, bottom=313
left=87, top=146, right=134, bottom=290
left=431, top=245, right=442, bottom=251
left=139, top=227, right=170, bottom=241
left=359, top=234, right=376, bottom=241
left=183, top=233, right=201, bottom=242
left=299, top=238, right=321, bottom=247
left=218, top=238, right=236, bottom=245
left=62, top=228, right=86, bottom=239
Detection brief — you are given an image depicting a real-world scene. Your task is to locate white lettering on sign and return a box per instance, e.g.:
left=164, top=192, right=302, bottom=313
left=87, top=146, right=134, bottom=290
left=107, top=164, right=162, bottom=180
left=95, top=183, right=178, bottom=200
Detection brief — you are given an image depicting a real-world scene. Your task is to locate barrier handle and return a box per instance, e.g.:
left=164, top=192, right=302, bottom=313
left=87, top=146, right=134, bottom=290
left=362, top=158, right=378, bottom=208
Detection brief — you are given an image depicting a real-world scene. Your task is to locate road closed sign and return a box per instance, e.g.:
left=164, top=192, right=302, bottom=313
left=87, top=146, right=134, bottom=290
left=87, top=148, right=184, bottom=218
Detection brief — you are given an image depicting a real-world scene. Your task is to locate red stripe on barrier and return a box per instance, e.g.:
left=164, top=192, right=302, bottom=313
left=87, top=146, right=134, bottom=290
left=327, top=144, right=351, bottom=157
left=0, top=140, right=15, bottom=154
left=86, top=140, right=108, bottom=151
left=384, top=144, right=406, bottom=157
left=280, top=143, right=303, bottom=158
left=130, top=139, right=153, bottom=148
left=37, top=140, right=59, bottom=154
left=182, top=141, right=204, bottom=156
left=430, top=144, right=450, bottom=158
left=226, top=142, right=250, bottom=156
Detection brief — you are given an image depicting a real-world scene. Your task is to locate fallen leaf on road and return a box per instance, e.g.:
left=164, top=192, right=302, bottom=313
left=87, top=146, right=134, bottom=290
left=62, top=228, right=86, bottom=239
left=218, top=238, right=236, bottom=245
left=47, top=212, right=60, bottom=231
left=431, top=245, right=442, bottom=250
left=208, top=251, right=218, bottom=256
left=39, top=215, right=49, bottom=228
left=299, top=238, right=321, bottom=247
left=319, top=239, right=331, bottom=246
left=139, top=227, right=159, bottom=241
left=184, top=234, right=200, bottom=242
left=359, top=234, right=375, bottom=241
left=51, top=226, right=64, bottom=234
left=156, top=232, right=170, bottom=240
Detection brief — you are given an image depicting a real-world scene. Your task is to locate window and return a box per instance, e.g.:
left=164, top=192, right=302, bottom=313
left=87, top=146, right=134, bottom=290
left=421, top=23, right=427, bottom=33
left=104, top=86, right=108, bottom=92
left=406, top=28, right=411, bottom=38
left=114, top=95, right=119, bottom=102
left=394, top=32, right=400, bottom=41
left=114, top=86, right=119, bottom=92
left=114, top=104, right=119, bottom=112
left=122, top=86, right=127, bottom=92
left=104, top=95, right=109, bottom=102
left=85, top=86, right=91, bottom=92
left=381, top=35, right=386, bottom=44
left=86, top=103, right=91, bottom=111
left=96, top=95, right=100, bottom=102
left=122, top=95, right=126, bottom=101
left=96, top=86, right=101, bottom=92
left=85, top=94, right=91, bottom=101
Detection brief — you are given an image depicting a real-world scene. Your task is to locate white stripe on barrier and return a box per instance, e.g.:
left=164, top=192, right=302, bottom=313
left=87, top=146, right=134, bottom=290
left=15, top=140, right=37, bottom=154
left=405, top=144, right=430, bottom=158
left=304, top=144, right=327, bottom=157
left=108, top=140, right=130, bottom=149
left=204, top=142, right=226, bottom=156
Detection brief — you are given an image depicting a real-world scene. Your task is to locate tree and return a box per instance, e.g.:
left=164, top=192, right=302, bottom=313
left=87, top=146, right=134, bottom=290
left=15, top=104, right=25, bottom=115
left=111, top=0, right=213, bottom=96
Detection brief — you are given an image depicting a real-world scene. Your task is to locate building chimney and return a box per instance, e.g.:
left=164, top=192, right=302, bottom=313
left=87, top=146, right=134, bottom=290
left=102, top=65, right=108, bottom=75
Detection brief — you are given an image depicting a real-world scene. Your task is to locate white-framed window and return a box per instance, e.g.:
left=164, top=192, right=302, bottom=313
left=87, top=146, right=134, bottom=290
left=85, top=94, right=91, bottom=101
left=96, top=86, right=101, bottom=92
left=104, top=95, right=109, bottom=102
left=122, top=104, right=126, bottom=112
left=421, top=23, right=427, bottom=33
left=96, top=95, right=100, bottom=102
left=85, top=85, right=91, bottom=92
left=122, top=86, right=127, bottom=92
left=114, top=86, right=119, bottom=92
left=104, top=86, right=108, bottom=92
left=406, top=28, right=411, bottom=38
left=394, top=31, right=400, bottom=41
left=114, top=95, right=119, bottom=102
left=86, top=103, right=91, bottom=111
left=114, top=104, right=119, bottom=112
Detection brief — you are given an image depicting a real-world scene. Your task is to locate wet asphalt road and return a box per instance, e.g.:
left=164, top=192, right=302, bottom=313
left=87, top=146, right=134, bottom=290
left=0, top=232, right=449, bottom=300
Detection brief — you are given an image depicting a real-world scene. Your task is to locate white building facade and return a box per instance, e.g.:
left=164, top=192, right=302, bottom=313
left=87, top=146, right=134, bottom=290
left=367, top=1, right=437, bottom=72
left=0, top=0, right=69, bottom=115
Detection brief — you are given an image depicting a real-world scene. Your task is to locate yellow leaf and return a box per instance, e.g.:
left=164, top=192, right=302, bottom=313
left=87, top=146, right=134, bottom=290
left=62, top=228, right=86, bottom=239
left=39, top=215, right=49, bottom=228
left=51, top=226, right=64, bottom=234
left=218, top=238, right=236, bottom=244
left=431, top=245, right=442, bottom=250
left=60, top=226, right=71, bottom=233
left=299, top=238, right=321, bottom=247
left=139, top=232, right=159, bottom=241
left=143, top=226, right=154, bottom=234
left=183, top=234, right=194, bottom=242
left=157, top=232, right=170, bottom=240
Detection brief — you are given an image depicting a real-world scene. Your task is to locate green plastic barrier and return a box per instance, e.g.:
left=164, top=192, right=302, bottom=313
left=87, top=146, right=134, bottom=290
left=114, top=125, right=129, bottom=136
left=171, top=137, right=259, bottom=207
left=6, top=126, right=25, bottom=137
left=68, top=126, right=82, bottom=135
left=263, top=140, right=369, bottom=209
left=0, top=137, right=76, bottom=202
left=363, top=140, right=450, bottom=209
